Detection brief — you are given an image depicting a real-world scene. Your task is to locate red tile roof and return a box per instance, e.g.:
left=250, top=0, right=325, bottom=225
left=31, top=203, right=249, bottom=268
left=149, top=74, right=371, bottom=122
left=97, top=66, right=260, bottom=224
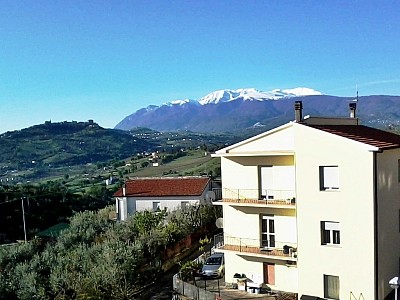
left=308, top=125, right=400, bottom=150
left=114, top=177, right=211, bottom=197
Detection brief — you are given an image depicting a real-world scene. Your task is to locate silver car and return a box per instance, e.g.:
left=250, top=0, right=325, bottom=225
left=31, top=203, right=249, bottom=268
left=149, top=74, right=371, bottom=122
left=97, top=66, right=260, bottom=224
left=201, top=253, right=224, bottom=278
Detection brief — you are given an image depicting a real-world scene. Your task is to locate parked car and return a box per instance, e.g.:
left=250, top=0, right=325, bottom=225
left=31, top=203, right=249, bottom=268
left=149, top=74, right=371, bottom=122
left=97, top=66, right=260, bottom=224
left=201, top=253, right=224, bottom=278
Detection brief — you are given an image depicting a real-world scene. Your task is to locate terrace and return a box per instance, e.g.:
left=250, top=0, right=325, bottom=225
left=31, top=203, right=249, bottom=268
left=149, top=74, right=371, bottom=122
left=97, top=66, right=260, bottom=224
left=213, top=188, right=296, bottom=208
left=214, top=233, right=297, bottom=263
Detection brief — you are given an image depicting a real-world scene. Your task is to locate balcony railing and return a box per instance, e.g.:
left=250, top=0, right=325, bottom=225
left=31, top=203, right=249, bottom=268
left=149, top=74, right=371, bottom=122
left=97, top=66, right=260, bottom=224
left=212, top=188, right=223, bottom=200
left=214, top=233, right=297, bottom=260
left=219, top=188, right=296, bottom=206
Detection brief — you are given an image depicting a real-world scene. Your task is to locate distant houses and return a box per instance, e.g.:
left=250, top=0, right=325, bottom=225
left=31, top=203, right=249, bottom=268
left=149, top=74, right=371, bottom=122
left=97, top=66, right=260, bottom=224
left=114, top=176, right=220, bottom=221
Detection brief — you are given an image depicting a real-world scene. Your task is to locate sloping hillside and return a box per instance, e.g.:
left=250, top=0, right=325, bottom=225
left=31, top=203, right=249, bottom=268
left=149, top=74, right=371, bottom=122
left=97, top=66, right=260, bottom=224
left=0, top=121, right=156, bottom=170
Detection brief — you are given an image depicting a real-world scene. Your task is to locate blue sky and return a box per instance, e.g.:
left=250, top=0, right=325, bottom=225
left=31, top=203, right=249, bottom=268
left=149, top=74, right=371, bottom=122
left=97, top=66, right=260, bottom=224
left=1, top=1, right=399, bottom=133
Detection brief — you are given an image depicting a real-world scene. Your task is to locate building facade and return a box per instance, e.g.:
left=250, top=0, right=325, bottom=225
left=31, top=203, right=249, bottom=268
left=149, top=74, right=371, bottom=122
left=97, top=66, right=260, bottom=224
left=212, top=102, right=400, bottom=299
left=114, top=176, right=214, bottom=221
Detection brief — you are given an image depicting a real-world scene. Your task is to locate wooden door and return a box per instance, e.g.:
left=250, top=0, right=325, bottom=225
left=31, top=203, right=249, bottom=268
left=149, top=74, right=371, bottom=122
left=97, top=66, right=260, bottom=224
left=263, top=262, right=275, bottom=285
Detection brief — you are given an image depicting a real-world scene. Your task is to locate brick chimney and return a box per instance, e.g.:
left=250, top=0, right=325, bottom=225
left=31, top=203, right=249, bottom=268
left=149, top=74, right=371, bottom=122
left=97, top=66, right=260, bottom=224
left=349, top=102, right=357, bottom=118
left=294, top=101, right=303, bottom=122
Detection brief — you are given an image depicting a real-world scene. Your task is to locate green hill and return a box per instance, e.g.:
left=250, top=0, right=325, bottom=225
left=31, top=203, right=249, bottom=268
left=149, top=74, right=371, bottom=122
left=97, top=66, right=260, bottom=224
left=0, top=122, right=246, bottom=185
left=0, top=121, right=156, bottom=181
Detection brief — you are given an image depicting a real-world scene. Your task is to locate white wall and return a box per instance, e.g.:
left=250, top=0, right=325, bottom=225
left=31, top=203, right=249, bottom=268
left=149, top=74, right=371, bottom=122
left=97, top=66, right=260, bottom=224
left=221, top=156, right=294, bottom=193
left=226, top=125, right=295, bottom=153
left=221, top=203, right=298, bottom=291
left=117, top=194, right=208, bottom=221
left=220, top=127, right=298, bottom=295
left=135, top=196, right=201, bottom=211
left=294, top=124, right=376, bottom=299
left=376, top=149, right=400, bottom=299
left=223, top=251, right=298, bottom=293
left=116, top=197, right=128, bottom=221
left=222, top=205, right=297, bottom=246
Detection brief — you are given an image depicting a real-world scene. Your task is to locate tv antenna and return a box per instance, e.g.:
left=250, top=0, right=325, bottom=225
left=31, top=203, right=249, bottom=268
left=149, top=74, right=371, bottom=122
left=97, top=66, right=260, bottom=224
left=355, top=85, right=359, bottom=102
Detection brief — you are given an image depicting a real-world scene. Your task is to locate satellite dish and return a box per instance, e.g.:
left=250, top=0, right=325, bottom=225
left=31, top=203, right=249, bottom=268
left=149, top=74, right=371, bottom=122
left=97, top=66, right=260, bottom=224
left=205, top=191, right=216, bottom=202
left=215, top=217, right=223, bottom=228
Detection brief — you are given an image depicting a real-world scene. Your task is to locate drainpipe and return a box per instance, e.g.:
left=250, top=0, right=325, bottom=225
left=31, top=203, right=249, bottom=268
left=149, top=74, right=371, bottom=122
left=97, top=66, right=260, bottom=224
left=294, top=101, right=303, bottom=123
left=373, top=151, right=378, bottom=300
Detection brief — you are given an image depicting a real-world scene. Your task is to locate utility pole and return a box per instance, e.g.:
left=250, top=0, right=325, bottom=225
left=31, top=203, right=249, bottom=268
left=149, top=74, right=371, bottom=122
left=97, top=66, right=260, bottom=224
left=21, top=197, right=27, bottom=242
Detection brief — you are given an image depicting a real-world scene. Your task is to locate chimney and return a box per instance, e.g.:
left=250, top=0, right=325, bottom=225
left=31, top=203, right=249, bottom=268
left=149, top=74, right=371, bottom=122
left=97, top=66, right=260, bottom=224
left=349, top=102, right=357, bottom=118
left=122, top=184, right=126, bottom=197
left=294, top=101, right=303, bottom=122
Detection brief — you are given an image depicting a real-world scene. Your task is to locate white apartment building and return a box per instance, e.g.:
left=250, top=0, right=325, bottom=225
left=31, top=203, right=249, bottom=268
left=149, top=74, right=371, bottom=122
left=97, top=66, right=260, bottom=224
left=212, top=101, right=400, bottom=299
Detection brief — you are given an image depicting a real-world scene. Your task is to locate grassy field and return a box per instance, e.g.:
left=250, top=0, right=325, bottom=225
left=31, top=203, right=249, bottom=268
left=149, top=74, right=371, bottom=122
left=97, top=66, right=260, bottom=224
left=2, top=149, right=221, bottom=198
left=125, top=151, right=220, bottom=178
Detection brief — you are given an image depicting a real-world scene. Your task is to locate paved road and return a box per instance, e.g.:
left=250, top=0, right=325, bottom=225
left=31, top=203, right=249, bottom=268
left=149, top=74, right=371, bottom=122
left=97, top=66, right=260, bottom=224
left=138, top=264, right=179, bottom=300
left=137, top=233, right=217, bottom=300
left=195, top=278, right=276, bottom=300
left=136, top=239, right=276, bottom=300
left=138, top=246, right=211, bottom=299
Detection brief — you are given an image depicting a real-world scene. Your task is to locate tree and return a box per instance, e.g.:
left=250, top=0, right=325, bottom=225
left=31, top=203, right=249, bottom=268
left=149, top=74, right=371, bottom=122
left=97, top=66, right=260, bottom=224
left=0, top=202, right=219, bottom=299
left=199, top=236, right=211, bottom=260
left=179, top=260, right=202, bottom=285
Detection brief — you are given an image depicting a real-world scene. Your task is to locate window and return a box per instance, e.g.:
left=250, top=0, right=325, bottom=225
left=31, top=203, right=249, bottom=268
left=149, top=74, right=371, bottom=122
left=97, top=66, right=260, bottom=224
left=319, top=166, right=339, bottom=190
left=261, top=215, right=275, bottom=248
left=324, top=274, right=339, bottom=299
left=259, top=166, right=274, bottom=199
left=181, top=201, right=189, bottom=209
left=321, top=221, right=340, bottom=245
left=152, top=201, right=161, bottom=211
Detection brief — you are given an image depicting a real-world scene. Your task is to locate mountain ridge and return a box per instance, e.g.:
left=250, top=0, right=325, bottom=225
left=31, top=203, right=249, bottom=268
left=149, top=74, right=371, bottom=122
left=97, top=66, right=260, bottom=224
left=115, top=87, right=400, bottom=133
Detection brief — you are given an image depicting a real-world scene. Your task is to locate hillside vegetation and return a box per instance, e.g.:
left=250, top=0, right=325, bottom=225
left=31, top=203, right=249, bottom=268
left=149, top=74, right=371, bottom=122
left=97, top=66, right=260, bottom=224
left=0, top=182, right=115, bottom=243
left=0, top=204, right=220, bottom=300
left=0, top=121, right=155, bottom=181
left=131, top=150, right=220, bottom=177
left=0, top=123, right=241, bottom=185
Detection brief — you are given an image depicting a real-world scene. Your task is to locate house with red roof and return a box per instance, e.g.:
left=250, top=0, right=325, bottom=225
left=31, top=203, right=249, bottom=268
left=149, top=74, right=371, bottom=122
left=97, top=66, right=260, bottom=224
left=211, top=101, right=400, bottom=299
left=114, top=176, right=216, bottom=221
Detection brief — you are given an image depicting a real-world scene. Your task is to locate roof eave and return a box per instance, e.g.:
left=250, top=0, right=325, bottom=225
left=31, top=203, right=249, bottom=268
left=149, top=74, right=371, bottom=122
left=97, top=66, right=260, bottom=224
left=213, top=122, right=294, bottom=155
left=212, top=150, right=295, bottom=157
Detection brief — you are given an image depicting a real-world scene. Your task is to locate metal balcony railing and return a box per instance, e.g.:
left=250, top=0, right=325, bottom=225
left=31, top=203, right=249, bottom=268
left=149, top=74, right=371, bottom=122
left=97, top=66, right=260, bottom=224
left=220, top=188, right=296, bottom=206
left=214, top=233, right=297, bottom=259
left=212, top=188, right=222, bottom=200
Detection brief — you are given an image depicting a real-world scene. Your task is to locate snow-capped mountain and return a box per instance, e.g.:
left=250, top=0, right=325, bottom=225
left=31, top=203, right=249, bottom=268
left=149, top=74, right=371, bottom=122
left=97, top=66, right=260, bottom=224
left=160, top=87, right=322, bottom=106
left=115, top=88, right=400, bottom=133
left=198, top=87, right=322, bottom=105
left=115, top=87, right=325, bottom=132
left=282, top=87, right=322, bottom=96
left=164, top=98, right=200, bottom=106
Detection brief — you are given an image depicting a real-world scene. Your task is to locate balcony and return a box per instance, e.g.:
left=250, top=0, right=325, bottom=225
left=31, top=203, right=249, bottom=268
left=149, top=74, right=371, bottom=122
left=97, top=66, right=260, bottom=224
left=214, top=233, right=297, bottom=262
left=213, top=188, right=296, bottom=208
